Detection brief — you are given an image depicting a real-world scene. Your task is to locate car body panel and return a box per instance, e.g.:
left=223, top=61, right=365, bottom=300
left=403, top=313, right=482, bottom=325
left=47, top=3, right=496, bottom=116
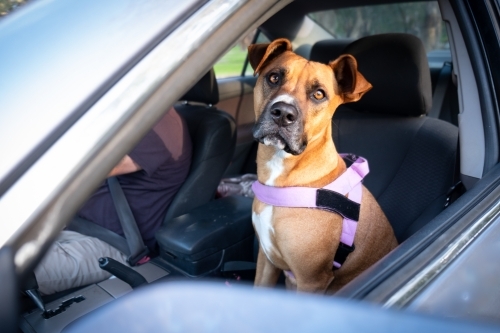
left=407, top=205, right=500, bottom=323
left=62, top=282, right=500, bottom=333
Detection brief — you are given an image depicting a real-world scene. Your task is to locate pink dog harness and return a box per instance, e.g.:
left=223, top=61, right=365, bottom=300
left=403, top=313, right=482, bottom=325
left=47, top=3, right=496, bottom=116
left=252, top=154, right=369, bottom=269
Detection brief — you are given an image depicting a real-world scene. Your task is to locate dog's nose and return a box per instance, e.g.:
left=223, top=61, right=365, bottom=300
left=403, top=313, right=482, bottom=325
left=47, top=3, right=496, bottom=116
left=270, top=102, right=298, bottom=127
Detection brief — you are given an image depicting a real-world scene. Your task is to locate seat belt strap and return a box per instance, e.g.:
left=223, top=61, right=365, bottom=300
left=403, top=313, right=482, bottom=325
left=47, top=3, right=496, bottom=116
left=107, top=177, right=149, bottom=266
left=429, top=61, right=452, bottom=118
left=68, top=216, right=130, bottom=255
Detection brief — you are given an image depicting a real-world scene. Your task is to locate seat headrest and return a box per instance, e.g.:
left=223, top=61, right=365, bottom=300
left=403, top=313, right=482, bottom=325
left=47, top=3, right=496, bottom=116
left=181, top=69, right=219, bottom=105
left=309, top=39, right=354, bottom=64
left=342, top=33, right=432, bottom=117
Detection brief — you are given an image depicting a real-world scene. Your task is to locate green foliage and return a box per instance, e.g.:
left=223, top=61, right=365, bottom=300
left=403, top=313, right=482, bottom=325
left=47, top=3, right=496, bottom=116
left=0, top=0, right=28, bottom=17
left=309, top=1, right=448, bottom=51
left=214, top=30, right=269, bottom=79
left=214, top=45, right=248, bottom=79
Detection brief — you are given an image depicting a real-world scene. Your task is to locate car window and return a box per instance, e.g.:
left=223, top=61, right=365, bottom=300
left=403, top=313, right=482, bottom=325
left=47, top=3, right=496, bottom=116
left=0, top=0, right=29, bottom=17
left=308, top=1, right=449, bottom=53
left=213, top=29, right=270, bottom=78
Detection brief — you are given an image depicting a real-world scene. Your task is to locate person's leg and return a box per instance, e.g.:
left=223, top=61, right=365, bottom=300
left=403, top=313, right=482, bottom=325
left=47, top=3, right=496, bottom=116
left=34, top=230, right=128, bottom=295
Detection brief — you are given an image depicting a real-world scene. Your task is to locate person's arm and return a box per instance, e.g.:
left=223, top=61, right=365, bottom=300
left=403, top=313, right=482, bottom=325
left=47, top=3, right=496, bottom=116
left=108, top=155, right=141, bottom=177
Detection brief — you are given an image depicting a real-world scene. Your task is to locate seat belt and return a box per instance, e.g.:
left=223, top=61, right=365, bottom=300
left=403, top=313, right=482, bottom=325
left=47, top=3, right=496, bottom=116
left=107, top=177, right=149, bottom=266
left=68, top=216, right=130, bottom=255
left=429, top=61, right=452, bottom=118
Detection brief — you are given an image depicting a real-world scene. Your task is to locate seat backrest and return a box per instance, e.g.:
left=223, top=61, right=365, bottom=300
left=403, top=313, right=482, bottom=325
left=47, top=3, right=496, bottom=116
left=164, top=69, right=236, bottom=222
left=313, top=34, right=459, bottom=242
left=309, top=38, right=354, bottom=63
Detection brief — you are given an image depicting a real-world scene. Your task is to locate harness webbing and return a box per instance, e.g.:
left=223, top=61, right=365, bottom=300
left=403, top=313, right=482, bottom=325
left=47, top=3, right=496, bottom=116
left=252, top=154, right=368, bottom=268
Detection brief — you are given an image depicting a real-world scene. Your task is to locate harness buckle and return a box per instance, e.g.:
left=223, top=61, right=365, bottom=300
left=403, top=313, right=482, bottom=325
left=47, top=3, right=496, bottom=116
left=333, top=242, right=356, bottom=270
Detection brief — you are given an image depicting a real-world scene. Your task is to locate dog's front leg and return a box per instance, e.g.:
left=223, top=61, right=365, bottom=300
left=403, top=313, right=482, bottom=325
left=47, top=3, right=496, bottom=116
left=288, top=257, right=335, bottom=294
left=294, top=271, right=334, bottom=294
left=254, top=245, right=281, bottom=287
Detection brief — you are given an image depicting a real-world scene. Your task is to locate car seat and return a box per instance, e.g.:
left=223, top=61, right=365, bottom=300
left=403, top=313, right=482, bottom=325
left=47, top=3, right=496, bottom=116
left=309, top=38, right=354, bottom=64
left=164, top=69, right=237, bottom=222
left=313, top=33, right=459, bottom=242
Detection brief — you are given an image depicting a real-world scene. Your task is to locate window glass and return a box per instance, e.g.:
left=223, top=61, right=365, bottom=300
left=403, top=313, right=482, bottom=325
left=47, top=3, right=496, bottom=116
left=214, top=29, right=270, bottom=78
left=0, top=0, right=29, bottom=18
left=308, top=1, right=448, bottom=52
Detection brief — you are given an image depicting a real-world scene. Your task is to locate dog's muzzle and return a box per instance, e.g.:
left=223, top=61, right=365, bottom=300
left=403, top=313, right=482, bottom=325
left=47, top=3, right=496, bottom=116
left=253, top=101, right=307, bottom=155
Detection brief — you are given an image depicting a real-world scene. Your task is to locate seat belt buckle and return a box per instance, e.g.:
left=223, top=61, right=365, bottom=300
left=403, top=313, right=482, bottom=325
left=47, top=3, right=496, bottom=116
left=127, top=247, right=150, bottom=266
left=137, top=256, right=150, bottom=265
left=445, top=180, right=465, bottom=208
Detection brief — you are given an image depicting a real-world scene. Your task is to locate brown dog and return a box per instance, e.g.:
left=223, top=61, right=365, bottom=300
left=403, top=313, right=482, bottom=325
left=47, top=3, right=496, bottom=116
left=249, top=38, right=398, bottom=294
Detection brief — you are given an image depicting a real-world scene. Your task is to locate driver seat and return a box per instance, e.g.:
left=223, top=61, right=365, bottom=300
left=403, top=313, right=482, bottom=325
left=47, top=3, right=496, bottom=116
left=164, top=69, right=236, bottom=222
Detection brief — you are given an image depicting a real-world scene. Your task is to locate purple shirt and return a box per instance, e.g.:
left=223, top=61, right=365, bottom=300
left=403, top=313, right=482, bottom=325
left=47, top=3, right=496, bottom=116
left=78, top=108, right=192, bottom=250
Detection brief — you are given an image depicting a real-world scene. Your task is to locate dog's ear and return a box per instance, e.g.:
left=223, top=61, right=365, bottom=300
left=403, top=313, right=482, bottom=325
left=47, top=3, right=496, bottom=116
left=248, top=38, right=292, bottom=76
left=330, top=54, right=372, bottom=103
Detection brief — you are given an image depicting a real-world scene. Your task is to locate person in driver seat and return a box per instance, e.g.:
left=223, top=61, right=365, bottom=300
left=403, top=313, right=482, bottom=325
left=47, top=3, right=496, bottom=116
left=34, top=107, right=192, bottom=295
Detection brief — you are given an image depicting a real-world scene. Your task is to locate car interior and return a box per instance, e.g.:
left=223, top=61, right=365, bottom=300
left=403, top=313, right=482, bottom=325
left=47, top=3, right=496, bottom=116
left=18, top=0, right=490, bottom=331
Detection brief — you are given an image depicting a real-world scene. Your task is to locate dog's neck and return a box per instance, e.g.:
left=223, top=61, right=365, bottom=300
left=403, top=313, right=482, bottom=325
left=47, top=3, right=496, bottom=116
left=257, top=125, right=346, bottom=188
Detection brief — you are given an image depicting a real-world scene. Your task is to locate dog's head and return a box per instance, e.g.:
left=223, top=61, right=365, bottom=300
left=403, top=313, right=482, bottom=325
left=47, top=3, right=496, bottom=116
left=248, top=38, right=372, bottom=155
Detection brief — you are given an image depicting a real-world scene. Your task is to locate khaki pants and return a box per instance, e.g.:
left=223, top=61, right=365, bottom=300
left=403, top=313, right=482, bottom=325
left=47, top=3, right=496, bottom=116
left=34, top=230, right=128, bottom=295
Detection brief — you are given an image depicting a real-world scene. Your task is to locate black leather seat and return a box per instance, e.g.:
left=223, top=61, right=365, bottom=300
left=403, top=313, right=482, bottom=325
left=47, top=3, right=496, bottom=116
left=164, top=69, right=236, bottom=222
left=315, top=34, right=459, bottom=242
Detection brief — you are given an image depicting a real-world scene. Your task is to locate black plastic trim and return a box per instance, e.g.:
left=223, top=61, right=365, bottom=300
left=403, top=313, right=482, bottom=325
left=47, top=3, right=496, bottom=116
left=451, top=0, right=500, bottom=175
left=0, top=247, right=17, bottom=333
left=240, top=29, right=261, bottom=76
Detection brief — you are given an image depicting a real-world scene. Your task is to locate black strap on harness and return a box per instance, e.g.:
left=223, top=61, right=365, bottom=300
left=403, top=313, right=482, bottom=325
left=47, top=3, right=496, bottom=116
left=107, top=177, right=149, bottom=266
left=316, top=189, right=360, bottom=221
left=329, top=155, right=361, bottom=269
left=333, top=243, right=356, bottom=269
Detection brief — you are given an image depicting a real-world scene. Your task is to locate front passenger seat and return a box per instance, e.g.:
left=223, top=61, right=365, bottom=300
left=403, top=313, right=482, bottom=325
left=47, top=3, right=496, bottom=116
left=329, top=34, right=459, bottom=242
left=164, top=69, right=236, bottom=222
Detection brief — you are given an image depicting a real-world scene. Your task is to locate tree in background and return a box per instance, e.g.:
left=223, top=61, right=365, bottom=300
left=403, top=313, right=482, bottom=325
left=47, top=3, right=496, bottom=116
left=309, top=2, right=447, bottom=52
left=0, top=0, right=28, bottom=17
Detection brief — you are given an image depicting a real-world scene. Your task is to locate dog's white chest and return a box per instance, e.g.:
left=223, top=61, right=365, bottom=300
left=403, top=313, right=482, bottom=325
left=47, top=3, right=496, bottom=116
left=265, top=149, right=289, bottom=185
left=253, top=149, right=291, bottom=262
left=252, top=205, right=276, bottom=259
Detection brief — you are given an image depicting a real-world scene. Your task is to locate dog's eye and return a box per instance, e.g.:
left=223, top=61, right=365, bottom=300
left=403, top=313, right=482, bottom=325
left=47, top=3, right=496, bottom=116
left=313, top=90, right=325, bottom=100
left=268, top=73, right=280, bottom=85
